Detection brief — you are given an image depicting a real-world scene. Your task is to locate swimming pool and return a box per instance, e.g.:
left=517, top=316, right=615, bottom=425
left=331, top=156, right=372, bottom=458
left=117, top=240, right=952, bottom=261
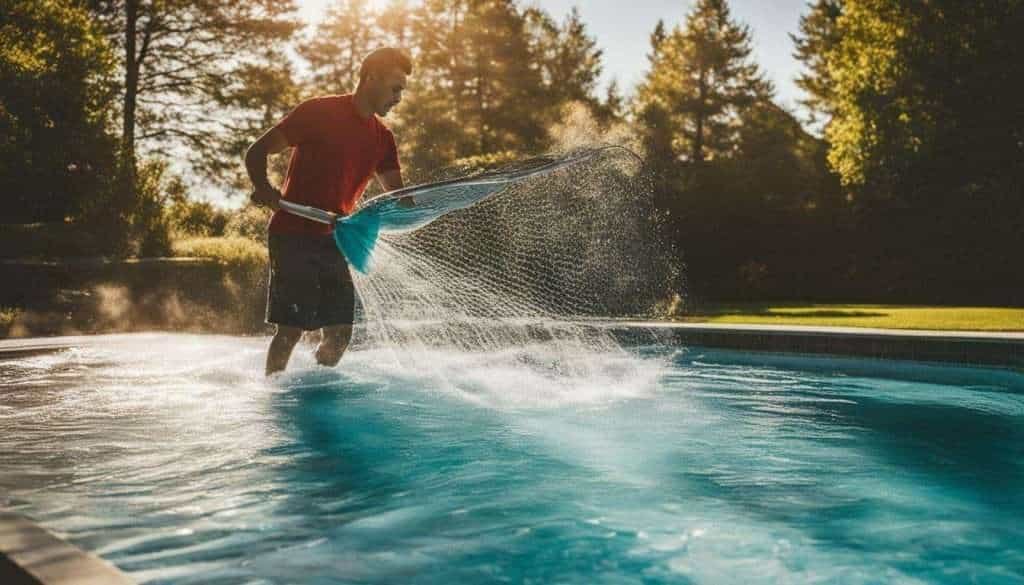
left=1, top=333, right=1022, bottom=583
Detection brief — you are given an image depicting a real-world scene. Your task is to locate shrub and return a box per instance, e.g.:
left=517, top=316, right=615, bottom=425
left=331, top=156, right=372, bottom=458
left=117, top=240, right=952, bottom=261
left=224, top=204, right=272, bottom=243
left=166, top=197, right=229, bottom=238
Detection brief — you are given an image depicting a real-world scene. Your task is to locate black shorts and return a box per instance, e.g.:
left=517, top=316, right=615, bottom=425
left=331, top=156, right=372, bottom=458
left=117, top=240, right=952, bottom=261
left=266, top=233, right=355, bottom=330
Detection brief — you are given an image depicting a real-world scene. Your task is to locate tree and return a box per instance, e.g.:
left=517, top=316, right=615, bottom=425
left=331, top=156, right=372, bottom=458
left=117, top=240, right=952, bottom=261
left=397, top=0, right=548, bottom=172
left=593, top=79, right=625, bottom=126
left=527, top=6, right=603, bottom=118
left=793, top=0, right=1024, bottom=302
left=376, top=0, right=414, bottom=47
left=791, top=0, right=842, bottom=126
left=298, top=0, right=379, bottom=95
left=635, top=0, right=772, bottom=163
left=0, top=0, right=119, bottom=223
left=205, top=51, right=303, bottom=191
left=823, top=0, right=1024, bottom=196
left=87, top=0, right=300, bottom=175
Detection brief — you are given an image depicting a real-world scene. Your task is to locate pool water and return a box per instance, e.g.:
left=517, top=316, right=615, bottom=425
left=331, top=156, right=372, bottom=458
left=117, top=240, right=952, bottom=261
left=1, top=333, right=1022, bottom=584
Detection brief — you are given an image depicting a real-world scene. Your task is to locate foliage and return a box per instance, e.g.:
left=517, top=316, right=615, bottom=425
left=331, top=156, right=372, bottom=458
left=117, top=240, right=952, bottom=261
left=635, top=0, right=772, bottom=163
left=131, top=159, right=176, bottom=256
left=791, top=0, right=842, bottom=126
left=633, top=0, right=846, bottom=302
left=224, top=205, right=273, bottom=243
left=0, top=0, right=119, bottom=223
left=298, top=0, right=377, bottom=94
left=525, top=7, right=604, bottom=123
left=6, top=0, right=1021, bottom=307
left=794, top=0, right=1024, bottom=302
left=165, top=196, right=229, bottom=238
left=206, top=54, right=303, bottom=192
left=86, top=0, right=301, bottom=174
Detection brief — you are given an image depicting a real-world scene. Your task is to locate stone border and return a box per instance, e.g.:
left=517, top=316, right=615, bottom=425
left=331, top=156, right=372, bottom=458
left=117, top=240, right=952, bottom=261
left=0, top=333, right=104, bottom=362
left=0, top=511, right=134, bottom=585
left=6, top=323, right=1024, bottom=368
left=603, top=321, right=1024, bottom=368
left=3, top=325, right=1023, bottom=368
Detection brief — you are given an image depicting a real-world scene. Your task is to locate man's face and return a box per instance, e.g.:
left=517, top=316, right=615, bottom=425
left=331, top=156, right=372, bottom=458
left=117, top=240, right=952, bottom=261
left=368, top=67, right=407, bottom=117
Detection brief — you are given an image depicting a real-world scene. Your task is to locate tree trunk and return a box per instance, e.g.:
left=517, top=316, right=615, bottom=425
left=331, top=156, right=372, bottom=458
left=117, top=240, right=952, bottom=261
left=693, top=67, right=707, bottom=163
left=122, top=0, right=139, bottom=178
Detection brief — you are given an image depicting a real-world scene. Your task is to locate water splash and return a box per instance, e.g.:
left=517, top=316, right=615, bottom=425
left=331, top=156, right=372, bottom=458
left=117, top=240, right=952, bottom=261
left=347, top=146, right=670, bottom=406
left=337, top=146, right=642, bottom=273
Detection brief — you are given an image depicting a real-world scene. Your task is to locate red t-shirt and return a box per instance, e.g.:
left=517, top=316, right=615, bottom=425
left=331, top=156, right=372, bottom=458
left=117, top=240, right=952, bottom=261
left=268, top=94, right=400, bottom=236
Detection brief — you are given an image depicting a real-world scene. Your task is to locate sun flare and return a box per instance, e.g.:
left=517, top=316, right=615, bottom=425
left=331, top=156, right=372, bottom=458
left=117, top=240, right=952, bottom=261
left=297, top=0, right=397, bottom=25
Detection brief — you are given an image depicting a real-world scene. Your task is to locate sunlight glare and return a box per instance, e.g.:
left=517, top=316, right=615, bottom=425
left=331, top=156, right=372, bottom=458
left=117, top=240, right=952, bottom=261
left=297, top=0, right=396, bottom=25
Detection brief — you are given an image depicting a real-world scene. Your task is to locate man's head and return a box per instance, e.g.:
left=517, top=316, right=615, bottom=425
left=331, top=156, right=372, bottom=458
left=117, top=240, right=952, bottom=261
left=357, top=48, right=412, bottom=117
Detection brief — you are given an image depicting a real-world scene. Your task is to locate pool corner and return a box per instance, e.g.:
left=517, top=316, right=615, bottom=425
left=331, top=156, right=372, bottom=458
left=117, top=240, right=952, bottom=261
left=0, top=510, right=135, bottom=585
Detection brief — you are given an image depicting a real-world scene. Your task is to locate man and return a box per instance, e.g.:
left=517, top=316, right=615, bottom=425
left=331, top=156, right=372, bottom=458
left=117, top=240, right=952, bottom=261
left=245, top=48, right=411, bottom=375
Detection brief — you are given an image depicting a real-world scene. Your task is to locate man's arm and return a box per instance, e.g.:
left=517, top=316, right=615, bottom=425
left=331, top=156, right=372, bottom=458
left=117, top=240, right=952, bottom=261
left=377, top=169, right=415, bottom=207
left=245, top=128, right=290, bottom=209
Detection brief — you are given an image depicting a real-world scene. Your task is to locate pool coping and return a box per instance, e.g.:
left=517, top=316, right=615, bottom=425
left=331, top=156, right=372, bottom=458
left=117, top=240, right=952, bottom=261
left=0, top=334, right=157, bottom=360
left=2, top=324, right=1022, bottom=367
left=0, top=511, right=134, bottom=584
left=601, top=321, right=1024, bottom=368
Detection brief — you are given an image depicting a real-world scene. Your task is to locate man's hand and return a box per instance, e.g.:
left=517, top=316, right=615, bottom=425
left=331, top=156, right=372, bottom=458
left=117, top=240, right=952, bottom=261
left=251, top=184, right=283, bottom=209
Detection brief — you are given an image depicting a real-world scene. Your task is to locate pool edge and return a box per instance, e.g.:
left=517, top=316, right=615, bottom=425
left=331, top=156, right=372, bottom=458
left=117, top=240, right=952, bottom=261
left=2, top=326, right=1023, bottom=368
left=0, top=510, right=135, bottom=585
left=602, top=322, right=1024, bottom=369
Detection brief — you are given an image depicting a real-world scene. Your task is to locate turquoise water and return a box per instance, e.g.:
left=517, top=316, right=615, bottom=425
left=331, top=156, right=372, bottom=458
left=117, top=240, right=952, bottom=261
left=1, top=333, right=1022, bottom=583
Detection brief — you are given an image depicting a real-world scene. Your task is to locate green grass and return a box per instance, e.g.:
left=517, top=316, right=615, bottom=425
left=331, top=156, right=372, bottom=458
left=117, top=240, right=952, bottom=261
left=172, top=236, right=267, bottom=269
left=684, top=304, right=1024, bottom=332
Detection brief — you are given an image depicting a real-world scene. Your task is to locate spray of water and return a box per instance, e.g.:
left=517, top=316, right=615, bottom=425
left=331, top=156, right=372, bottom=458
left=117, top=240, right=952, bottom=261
left=346, top=145, right=674, bottom=407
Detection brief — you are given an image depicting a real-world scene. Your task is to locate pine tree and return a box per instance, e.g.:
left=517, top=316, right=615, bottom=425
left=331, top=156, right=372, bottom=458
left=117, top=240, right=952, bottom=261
left=635, top=0, right=772, bottom=163
left=206, top=50, right=302, bottom=190
left=377, top=0, right=414, bottom=46
left=298, top=0, right=379, bottom=95
left=398, top=0, right=545, bottom=170
left=791, top=0, right=843, bottom=126
left=594, top=79, right=625, bottom=126
left=528, top=7, right=603, bottom=114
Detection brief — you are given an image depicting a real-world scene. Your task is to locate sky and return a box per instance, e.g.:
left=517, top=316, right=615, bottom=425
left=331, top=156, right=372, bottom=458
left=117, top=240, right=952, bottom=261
left=296, top=0, right=813, bottom=113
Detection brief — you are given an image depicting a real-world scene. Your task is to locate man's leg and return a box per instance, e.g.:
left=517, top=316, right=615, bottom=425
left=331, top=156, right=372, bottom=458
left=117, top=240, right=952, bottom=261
left=315, top=324, right=353, bottom=367
left=266, top=325, right=303, bottom=375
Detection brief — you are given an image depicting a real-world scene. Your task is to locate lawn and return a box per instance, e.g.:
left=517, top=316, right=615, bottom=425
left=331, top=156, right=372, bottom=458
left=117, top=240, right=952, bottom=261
left=685, top=304, right=1024, bottom=332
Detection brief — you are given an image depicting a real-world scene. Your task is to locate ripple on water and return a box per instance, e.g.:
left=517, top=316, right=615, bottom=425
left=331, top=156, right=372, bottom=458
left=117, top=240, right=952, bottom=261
left=1, top=333, right=1022, bottom=584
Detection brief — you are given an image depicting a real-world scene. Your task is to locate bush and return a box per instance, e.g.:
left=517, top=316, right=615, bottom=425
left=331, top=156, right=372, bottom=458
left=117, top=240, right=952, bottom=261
left=0, top=306, right=21, bottom=336
left=166, top=197, right=229, bottom=238
left=224, top=204, right=272, bottom=243
left=133, top=160, right=174, bottom=257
